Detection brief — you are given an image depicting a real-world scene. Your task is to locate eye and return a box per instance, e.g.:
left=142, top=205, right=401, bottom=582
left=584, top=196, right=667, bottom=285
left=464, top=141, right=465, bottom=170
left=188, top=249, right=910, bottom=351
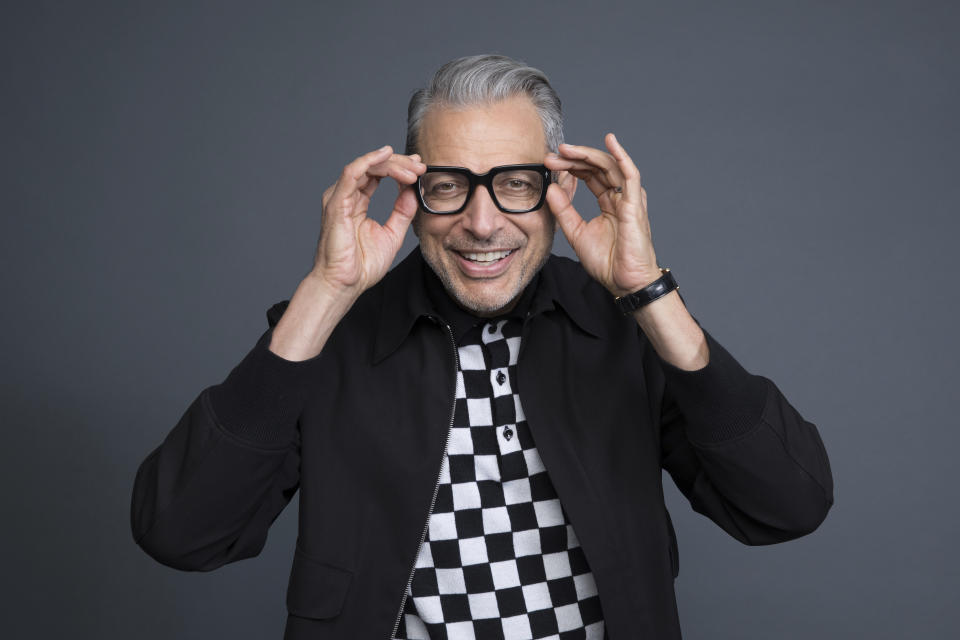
left=422, top=172, right=468, bottom=199
left=431, top=181, right=458, bottom=193
left=506, top=178, right=533, bottom=190
left=499, top=177, right=537, bottom=193
left=494, top=170, right=542, bottom=195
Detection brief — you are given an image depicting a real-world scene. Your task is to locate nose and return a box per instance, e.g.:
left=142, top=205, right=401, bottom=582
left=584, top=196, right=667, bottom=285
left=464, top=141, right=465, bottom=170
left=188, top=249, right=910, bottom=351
left=460, top=184, right=505, bottom=240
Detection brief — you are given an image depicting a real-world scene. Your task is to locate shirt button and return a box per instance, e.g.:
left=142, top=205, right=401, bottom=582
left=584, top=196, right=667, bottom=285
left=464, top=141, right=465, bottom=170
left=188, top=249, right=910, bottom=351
left=488, top=324, right=496, bottom=334
left=496, top=371, right=506, bottom=385
left=502, top=426, right=514, bottom=440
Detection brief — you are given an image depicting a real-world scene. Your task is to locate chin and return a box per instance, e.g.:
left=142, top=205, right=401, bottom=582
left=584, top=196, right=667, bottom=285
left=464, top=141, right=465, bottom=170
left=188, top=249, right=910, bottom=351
left=422, top=240, right=551, bottom=317
left=449, top=282, right=522, bottom=317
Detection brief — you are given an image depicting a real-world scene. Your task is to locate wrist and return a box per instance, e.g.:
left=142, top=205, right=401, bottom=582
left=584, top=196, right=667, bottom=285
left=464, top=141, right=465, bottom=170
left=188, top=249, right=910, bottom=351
left=304, top=267, right=366, bottom=301
left=610, top=271, right=662, bottom=299
left=614, top=267, right=677, bottom=315
left=632, top=291, right=709, bottom=371
left=269, top=275, right=359, bottom=361
left=630, top=287, right=682, bottom=325
left=303, top=270, right=363, bottom=305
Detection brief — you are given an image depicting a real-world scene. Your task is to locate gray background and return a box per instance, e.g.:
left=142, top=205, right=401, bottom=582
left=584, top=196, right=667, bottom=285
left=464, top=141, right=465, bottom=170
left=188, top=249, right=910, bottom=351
left=2, top=0, right=957, bottom=638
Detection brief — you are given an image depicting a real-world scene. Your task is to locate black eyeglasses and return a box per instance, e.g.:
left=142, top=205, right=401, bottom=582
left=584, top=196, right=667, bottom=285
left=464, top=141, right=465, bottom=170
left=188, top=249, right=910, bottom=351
left=415, top=164, right=553, bottom=215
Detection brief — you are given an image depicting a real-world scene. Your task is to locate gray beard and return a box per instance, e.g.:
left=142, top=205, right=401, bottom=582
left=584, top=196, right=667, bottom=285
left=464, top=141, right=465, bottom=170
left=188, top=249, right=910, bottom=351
left=421, top=236, right=554, bottom=317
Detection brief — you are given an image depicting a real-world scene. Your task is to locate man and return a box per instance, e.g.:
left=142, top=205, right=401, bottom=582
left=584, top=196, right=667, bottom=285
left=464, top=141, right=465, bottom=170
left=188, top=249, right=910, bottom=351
left=131, top=55, right=833, bottom=639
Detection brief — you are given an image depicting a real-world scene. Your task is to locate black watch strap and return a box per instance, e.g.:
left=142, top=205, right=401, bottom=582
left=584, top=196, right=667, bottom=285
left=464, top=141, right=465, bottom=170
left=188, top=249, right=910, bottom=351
left=614, top=268, right=678, bottom=315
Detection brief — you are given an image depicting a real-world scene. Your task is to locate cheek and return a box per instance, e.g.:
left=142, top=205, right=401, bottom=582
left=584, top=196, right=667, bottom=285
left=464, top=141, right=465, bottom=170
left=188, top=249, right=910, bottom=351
left=418, top=220, right=453, bottom=253
left=523, top=215, right=554, bottom=249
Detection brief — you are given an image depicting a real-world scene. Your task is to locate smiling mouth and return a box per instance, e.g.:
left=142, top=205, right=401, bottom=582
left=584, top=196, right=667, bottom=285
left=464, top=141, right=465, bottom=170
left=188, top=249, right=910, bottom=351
left=457, top=249, right=515, bottom=263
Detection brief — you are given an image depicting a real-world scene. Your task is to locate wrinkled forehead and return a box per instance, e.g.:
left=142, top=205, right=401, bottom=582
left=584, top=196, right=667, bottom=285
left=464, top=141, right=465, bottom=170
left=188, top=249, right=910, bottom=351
left=417, top=97, right=549, bottom=172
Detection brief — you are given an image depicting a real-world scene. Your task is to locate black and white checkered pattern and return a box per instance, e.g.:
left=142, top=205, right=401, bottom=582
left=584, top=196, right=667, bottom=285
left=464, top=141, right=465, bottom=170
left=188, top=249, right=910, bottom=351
left=394, top=318, right=606, bottom=640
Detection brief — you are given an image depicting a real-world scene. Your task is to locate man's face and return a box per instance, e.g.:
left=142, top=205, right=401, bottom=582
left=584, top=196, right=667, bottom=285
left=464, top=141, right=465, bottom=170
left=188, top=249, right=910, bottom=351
left=413, top=96, right=559, bottom=317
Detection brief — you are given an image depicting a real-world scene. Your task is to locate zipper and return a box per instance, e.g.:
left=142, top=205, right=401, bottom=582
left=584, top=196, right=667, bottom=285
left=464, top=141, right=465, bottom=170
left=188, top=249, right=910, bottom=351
left=389, top=318, right=460, bottom=639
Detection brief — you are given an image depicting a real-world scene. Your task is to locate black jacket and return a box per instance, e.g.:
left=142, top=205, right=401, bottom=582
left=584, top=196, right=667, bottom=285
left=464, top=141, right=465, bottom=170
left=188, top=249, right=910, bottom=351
left=130, top=247, right=834, bottom=639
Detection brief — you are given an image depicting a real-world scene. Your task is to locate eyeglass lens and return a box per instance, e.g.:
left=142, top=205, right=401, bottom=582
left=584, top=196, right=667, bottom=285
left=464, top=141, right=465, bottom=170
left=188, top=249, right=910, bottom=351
left=420, top=169, right=545, bottom=213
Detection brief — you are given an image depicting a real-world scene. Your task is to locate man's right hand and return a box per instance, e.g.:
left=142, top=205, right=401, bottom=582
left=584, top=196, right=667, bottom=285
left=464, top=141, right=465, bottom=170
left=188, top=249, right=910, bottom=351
left=313, top=145, right=426, bottom=296
left=268, top=146, right=425, bottom=362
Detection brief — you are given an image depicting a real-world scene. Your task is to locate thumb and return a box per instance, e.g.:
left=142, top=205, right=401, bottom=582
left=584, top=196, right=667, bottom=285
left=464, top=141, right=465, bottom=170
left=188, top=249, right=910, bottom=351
left=382, top=187, right=419, bottom=247
left=546, top=183, right=586, bottom=248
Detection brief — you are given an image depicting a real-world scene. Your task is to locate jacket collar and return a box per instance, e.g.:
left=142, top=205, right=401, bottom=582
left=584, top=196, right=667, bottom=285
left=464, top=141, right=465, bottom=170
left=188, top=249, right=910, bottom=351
left=373, top=246, right=603, bottom=364
left=373, top=246, right=435, bottom=364
left=528, top=253, right=605, bottom=339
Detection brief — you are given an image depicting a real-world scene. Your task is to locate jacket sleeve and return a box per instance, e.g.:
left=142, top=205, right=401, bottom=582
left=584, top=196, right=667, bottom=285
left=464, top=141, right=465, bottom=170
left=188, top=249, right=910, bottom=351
left=129, top=300, right=317, bottom=571
left=655, top=325, right=834, bottom=545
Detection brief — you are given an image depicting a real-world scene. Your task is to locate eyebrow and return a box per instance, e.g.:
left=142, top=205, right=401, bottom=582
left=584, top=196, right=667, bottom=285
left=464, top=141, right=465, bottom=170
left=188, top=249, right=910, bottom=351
left=423, top=163, right=547, bottom=173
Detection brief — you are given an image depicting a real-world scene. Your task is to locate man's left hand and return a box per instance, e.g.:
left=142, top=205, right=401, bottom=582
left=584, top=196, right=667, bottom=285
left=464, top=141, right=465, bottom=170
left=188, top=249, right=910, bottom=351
left=546, top=133, right=710, bottom=370
left=544, top=133, right=662, bottom=298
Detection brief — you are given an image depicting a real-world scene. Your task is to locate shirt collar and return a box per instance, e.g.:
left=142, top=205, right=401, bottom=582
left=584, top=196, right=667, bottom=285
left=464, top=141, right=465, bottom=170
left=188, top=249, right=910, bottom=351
left=373, top=247, right=603, bottom=364
left=422, top=255, right=538, bottom=344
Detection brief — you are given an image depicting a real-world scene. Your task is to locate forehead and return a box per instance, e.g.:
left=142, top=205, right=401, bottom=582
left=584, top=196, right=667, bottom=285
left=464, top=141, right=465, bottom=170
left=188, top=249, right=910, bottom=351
left=418, top=96, right=547, bottom=172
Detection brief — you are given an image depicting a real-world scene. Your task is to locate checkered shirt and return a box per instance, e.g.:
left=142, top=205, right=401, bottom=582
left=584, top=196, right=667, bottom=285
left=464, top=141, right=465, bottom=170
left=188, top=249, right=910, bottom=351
left=393, top=317, right=606, bottom=640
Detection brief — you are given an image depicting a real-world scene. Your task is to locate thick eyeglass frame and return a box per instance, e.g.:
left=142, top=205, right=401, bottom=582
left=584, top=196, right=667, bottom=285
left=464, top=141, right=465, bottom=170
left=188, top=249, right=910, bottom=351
left=415, top=163, right=554, bottom=215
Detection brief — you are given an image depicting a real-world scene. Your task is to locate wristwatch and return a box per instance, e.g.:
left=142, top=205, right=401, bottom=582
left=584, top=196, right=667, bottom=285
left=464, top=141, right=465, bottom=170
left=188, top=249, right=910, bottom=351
left=614, top=267, right=678, bottom=315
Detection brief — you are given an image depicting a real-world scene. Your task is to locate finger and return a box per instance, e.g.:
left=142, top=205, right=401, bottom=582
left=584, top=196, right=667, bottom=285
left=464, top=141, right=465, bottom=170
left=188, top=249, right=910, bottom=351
left=546, top=156, right=618, bottom=200
left=357, top=176, right=382, bottom=200
left=395, top=155, right=426, bottom=195
left=546, top=155, right=614, bottom=177
left=321, top=184, right=335, bottom=210
left=605, top=133, right=642, bottom=205
left=347, top=145, right=394, bottom=181
left=545, top=182, right=588, bottom=250
left=329, top=145, right=394, bottom=213
left=357, top=165, right=410, bottom=200
left=549, top=150, right=624, bottom=205
left=357, top=154, right=426, bottom=199
left=552, top=168, right=575, bottom=191
left=367, top=154, right=425, bottom=182
left=384, top=152, right=426, bottom=171
left=382, top=186, right=419, bottom=247
left=547, top=160, right=621, bottom=209
left=556, top=143, right=626, bottom=188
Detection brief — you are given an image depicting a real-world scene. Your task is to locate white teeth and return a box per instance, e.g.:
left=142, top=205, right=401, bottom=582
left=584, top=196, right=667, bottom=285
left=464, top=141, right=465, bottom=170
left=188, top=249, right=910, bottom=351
left=462, top=249, right=513, bottom=263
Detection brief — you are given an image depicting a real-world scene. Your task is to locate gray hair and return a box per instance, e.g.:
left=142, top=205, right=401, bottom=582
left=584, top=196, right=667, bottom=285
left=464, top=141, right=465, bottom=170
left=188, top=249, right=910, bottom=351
left=404, top=54, right=564, bottom=156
